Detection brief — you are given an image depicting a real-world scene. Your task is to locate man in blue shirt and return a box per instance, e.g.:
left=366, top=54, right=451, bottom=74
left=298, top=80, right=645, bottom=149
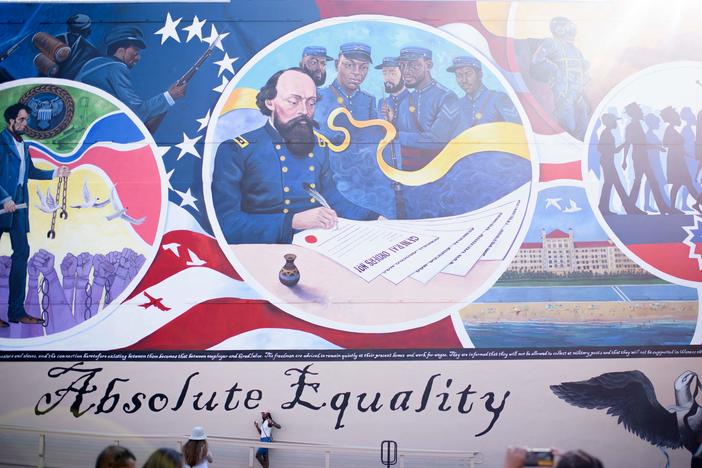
left=447, top=56, right=520, bottom=134
left=76, top=26, right=186, bottom=123
left=394, top=46, right=459, bottom=170
left=212, top=68, right=377, bottom=244
left=0, top=103, right=70, bottom=327
left=299, top=46, right=333, bottom=87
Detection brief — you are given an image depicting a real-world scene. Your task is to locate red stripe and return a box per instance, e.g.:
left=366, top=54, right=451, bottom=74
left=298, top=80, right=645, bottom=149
left=628, top=242, right=702, bottom=283
left=124, top=297, right=462, bottom=350
left=539, top=161, right=582, bottom=182
left=127, top=230, right=241, bottom=300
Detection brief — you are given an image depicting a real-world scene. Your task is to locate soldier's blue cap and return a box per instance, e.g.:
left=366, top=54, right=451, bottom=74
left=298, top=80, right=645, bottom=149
left=397, top=46, right=432, bottom=61
left=447, top=56, right=481, bottom=72
left=67, top=14, right=91, bottom=33
left=339, top=42, right=372, bottom=63
left=302, top=46, right=333, bottom=61
left=104, top=26, right=146, bottom=49
left=374, top=57, right=401, bottom=70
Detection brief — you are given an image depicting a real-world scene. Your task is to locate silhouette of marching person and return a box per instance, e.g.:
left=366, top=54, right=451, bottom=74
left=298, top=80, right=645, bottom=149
left=642, top=113, right=677, bottom=213
left=661, top=106, right=702, bottom=213
left=678, top=106, right=699, bottom=210
left=597, top=113, right=641, bottom=215
left=621, top=102, right=671, bottom=214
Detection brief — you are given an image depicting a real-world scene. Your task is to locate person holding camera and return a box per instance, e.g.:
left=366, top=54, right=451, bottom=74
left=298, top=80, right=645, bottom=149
left=254, top=410, right=281, bottom=468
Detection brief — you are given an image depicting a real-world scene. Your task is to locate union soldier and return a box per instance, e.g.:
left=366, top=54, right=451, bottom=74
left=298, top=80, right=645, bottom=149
left=315, top=42, right=376, bottom=142
left=76, top=26, right=186, bottom=123
left=446, top=56, right=519, bottom=133
left=314, top=43, right=397, bottom=218
left=376, top=57, right=408, bottom=124
left=299, top=45, right=333, bottom=87
left=54, top=14, right=101, bottom=80
left=212, top=68, right=377, bottom=244
left=531, top=16, right=590, bottom=139
left=394, top=46, right=459, bottom=170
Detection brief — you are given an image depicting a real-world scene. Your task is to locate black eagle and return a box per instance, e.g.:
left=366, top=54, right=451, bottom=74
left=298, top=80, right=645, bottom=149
left=551, top=370, right=702, bottom=466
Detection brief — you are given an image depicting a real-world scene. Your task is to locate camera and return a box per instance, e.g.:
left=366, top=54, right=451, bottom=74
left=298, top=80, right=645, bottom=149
left=524, top=449, right=554, bottom=467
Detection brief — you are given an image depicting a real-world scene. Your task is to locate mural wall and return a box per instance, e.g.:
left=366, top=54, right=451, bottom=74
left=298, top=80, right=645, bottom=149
left=0, top=1, right=700, bottom=467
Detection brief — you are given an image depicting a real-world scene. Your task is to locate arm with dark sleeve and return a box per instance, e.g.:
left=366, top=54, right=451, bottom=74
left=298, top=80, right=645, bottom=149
left=27, top=149, right=55, bottom=180
left=398, top=92, right=460, bottom=150
left=0, top=144, right=12, bottom=202
left=212, top=141, right=294, bottom=244
left=106, top=64, right=170, bottom=122
left=318, top=148, right=377, bottom=220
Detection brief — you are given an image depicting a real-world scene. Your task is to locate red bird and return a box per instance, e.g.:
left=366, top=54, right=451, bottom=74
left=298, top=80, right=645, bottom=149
left=138, top=291, right=171, bottom=311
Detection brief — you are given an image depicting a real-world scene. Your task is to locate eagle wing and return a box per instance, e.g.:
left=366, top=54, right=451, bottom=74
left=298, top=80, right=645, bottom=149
left=550, top=370, right=682, bottom=449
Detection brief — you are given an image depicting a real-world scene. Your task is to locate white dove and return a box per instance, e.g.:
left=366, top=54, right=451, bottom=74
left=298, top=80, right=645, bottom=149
left=545, top=198, right=562, bottom=210
left=562, top=199, right=582, bottom=213
left=186, top=248, right=206, bottom=266
left=34, top=186, right=59, bottom=213
left=105, top=186, right=146, bottom=225
left=71, top=181, right=110, bottom=209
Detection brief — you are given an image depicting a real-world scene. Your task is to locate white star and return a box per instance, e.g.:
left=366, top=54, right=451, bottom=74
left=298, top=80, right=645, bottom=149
left=213, top=75, right=229, bottom=94
left=175, top=132, right=202, bottom=160
left=182, top=15, right=206, bottom=43
left=203, top=25, right=229, bottom=52
left=154, top=12, right=181, bottom=45
left=174, top=188, right=199, bottom=211
left=196, top=109, right=211, bottom=133
left=165, top=168, right=175, bottom=191
left=213, top=52, right=238, bottom=77
left=154, top=145, right=170, bottom=159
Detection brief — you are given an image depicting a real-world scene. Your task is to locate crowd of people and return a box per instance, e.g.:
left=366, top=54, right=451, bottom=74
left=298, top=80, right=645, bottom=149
left=93, top=415, right=607, bottom=468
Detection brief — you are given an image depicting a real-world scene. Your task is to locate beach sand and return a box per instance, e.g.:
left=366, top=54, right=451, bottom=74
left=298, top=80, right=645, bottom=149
left=459, top=301, right=698, bottom=323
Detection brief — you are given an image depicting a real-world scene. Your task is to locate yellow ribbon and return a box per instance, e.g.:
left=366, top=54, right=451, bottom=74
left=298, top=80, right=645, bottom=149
left=314, top=107, right=530, bottom=187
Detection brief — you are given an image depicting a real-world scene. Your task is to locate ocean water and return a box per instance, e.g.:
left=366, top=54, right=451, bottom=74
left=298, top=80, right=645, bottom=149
left=475, top=284, right=697, bottom=303
left=464, top=320, right=697, bottom=347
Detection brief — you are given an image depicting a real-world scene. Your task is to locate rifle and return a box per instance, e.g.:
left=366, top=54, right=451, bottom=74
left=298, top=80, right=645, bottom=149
left=145, top=36, right=221, bottom=134
left=0, top=34, right=30, bottom=62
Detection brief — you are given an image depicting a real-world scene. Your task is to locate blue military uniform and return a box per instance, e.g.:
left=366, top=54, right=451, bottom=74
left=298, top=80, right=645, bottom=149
left=75, top=26, right=171, bottom=122
left=0, top=128, right=54, bottom=321
left=457, top=86, right=520, bottom=130
left=315, top=79, right=377, bottom=143
left=212, top=122, right=377, bottom=244
left=313, top=43, right=397, bottom=218
left=394, top=47, right=459, bottom=170
left=445, top=56, right=519, bottom=133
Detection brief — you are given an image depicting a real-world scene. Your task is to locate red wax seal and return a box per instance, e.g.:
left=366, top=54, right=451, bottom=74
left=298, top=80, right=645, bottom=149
left=305, top=235, right=317, bottom=243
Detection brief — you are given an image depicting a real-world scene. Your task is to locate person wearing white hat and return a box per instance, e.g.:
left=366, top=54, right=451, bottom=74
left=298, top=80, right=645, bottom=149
left=182, top=426, right=213, bottom=468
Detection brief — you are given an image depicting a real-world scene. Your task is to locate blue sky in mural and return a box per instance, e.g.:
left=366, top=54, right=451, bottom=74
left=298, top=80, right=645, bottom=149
left=236, top=19, right=506, bottom=98
left=524, top=185, right=608, bottom=242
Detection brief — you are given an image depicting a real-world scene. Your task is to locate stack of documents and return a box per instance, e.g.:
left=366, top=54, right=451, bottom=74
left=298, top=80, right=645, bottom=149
left=293, top=184, right=529, bottom=284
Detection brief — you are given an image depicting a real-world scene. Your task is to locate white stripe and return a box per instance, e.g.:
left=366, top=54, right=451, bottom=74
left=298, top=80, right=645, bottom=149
left=165, top=201, right=211, bottom=235
left=534, top=131, right=585, bottom=165
left=0, top=267, right=260, bottom=351
left=208, top=329, right=341, bottom=350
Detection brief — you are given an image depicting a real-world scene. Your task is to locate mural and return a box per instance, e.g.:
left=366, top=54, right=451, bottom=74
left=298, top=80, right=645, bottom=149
left=0, top=1, right=700, bottom=465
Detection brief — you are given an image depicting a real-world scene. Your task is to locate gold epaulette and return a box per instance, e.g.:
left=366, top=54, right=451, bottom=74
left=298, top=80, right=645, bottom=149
left=233, top=135, right=249, bottom=148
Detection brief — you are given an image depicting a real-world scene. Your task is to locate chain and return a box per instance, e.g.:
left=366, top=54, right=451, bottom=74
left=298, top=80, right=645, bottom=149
left=46, top=176, right=69, bottom=239
left=39, top=275, right=49, bottom=328
left=83, top=281, right=93, bottom=321
left=59, top=175, right=68, bottom=220
left=104, top=277, right=112, bottom=306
